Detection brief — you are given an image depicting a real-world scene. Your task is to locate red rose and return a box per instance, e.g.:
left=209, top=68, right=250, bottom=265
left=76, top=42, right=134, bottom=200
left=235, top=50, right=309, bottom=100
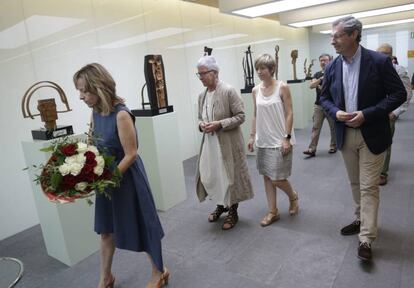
left=100, top=168, right=112, bottom=180
left=81, top=163, right=95, bottom=175
left=85, top=172, right=98, bottom=182
left=60, top=144, right=77, bottom=156
left=84, top=151, right=96, bottom=164
left=60, top=174, right=77, bottom=190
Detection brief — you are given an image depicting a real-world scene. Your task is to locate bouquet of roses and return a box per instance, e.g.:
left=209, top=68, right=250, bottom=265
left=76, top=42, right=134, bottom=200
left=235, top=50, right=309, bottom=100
left=33, top=137, right=122, bottom=204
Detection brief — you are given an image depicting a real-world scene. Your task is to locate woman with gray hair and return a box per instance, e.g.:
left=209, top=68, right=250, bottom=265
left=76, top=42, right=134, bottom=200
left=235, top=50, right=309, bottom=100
left=195, top=55, right=254, bottom=230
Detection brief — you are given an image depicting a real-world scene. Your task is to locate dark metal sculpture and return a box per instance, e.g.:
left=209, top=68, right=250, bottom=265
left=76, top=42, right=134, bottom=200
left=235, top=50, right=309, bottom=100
left=306, top=59, right=316, bottom=80
left=204, top=46, right=213, bottom=56
left=241, top=45, right=255, bottom=93
left=21, top=81, right=73, bottom=140
left=132, top=55, right=173, bottom=117
left=274, top=45, right=280, bottom=80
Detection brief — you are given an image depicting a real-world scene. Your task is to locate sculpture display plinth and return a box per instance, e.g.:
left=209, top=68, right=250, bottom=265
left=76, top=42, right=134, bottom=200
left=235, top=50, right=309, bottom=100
left=21, top=134, right=99, bottom=266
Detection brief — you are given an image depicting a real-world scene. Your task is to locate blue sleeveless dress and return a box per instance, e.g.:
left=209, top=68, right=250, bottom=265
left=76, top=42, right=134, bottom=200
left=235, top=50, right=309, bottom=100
left=93, top=103, right=164, bottom=272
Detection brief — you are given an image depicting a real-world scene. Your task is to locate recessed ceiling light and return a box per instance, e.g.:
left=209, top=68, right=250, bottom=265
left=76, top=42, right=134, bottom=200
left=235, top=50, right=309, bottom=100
left=290, top=3, right=414, bottom=27
left=232, top=0, right=339, bottom=18
left=319, top=18, right=414, bottom=33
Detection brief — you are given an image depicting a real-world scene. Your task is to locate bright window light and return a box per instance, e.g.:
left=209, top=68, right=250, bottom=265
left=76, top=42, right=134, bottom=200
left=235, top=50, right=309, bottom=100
left=232, top=0, right=339, bottom=18
left=168, top=34, right=248, bottom=49
left=0, top=15, right=84, bottom=49
left=290, top=3, right=414, bottom=27
left=215, top=37, right=283, bottom=50
left=95, top=27, right=191, bottom=49
left=319, top=18, right=414, bottom=33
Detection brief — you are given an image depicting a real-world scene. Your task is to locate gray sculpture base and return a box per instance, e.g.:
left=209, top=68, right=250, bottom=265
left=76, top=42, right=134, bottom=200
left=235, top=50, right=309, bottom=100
left=289, top=81, right=314, bottom=129
left=21, top=135, right=99, bottom=266
left=240, top=92, right=256, bottom=156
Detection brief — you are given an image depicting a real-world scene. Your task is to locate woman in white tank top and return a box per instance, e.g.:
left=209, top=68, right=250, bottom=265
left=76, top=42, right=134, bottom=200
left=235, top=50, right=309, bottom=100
left=247, top=54, right=299, bottom=227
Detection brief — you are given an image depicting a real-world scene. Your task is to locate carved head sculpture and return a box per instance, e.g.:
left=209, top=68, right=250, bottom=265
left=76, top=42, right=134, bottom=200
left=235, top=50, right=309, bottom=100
left=22, top=81, right=72, bottom=131
left=291, top=49, right=298, bottom=64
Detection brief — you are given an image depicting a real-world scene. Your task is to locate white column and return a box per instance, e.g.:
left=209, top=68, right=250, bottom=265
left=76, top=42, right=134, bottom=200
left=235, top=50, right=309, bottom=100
left=135, top=112, right=187, bottom=211
left=21, top=135, right=99, bottom=266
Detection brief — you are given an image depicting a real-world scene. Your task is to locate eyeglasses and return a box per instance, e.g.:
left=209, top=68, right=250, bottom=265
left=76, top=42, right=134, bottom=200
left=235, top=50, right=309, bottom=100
left=196, top=70, right=213, bottom=78
left=330, top=32, right=347, bottom=40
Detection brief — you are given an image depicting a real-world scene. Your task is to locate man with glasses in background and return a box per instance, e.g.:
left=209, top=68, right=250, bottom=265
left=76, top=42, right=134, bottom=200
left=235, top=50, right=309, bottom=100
left=303, top=53, right=337, bottom=157
left=320, top=16, right=406, bottom=261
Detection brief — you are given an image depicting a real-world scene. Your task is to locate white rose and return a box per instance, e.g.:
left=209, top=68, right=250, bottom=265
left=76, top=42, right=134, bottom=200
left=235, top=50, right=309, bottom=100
left=76, top=142, right=88, bottom=153
left=58, top=163, right=71, bottom=176
left=75, top=182, right=88, bottom=191
left=87, top=145, right=99, bottom=156
left=95, top=156, right=105, bottom=169
left=66, top=153, right=86, bottom=165
left=70, top=162, right=83, bottom=176
left=94, top=165, right=104, bottom=176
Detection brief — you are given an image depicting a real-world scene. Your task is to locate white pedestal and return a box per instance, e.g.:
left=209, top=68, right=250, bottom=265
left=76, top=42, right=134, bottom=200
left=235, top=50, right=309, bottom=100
left=135, top=112, right=187, bottom=211
left=21, top=135, right=99, bottom=267
left=241, top=92, right=256, bottom=156
left=289, top=81, right=314, bottom=129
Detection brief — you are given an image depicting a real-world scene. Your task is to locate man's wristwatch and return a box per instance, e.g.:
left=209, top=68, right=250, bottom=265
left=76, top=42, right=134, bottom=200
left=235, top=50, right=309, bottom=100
left=284, top=133, right=291, bottom=140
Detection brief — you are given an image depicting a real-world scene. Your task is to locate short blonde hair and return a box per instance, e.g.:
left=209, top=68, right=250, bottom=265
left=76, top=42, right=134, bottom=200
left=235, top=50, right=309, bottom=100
left=254, top=54, right=276, bottom=76
left=73, top=63, right=124, bottom=115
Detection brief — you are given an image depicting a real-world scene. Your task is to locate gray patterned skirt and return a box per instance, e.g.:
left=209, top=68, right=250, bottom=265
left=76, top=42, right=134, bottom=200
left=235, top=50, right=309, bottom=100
left=256, top=147, right=292, bottom=181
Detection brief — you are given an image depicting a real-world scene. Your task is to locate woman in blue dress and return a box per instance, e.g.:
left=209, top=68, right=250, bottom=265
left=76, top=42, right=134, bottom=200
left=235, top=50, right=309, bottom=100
left=74, top=63, right=168, bottom=288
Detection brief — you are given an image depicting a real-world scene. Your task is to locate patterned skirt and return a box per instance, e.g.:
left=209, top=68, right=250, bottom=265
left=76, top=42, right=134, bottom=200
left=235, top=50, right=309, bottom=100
left=256, top=147, right=292, bottom=181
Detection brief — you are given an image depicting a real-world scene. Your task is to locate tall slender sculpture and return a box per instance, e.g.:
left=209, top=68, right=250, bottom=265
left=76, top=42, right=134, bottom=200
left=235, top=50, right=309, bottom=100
left=241, top=45, right=255, bottom=93
left=274, top=45, right=280, bottom=80
left=21, top=81, right=73, bottom=139
left=306, top=59, right=316, bottom=80
left=132, top=55, right=173, bottom=116
left=287, top=49, right=305, bottom=83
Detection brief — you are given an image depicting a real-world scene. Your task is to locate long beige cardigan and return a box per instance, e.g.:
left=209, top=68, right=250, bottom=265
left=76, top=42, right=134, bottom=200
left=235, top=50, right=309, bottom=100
left=195, top=81, right=254, bottom=206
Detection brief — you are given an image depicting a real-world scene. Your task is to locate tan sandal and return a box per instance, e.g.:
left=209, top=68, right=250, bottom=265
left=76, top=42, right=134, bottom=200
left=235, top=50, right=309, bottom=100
left=260, top=209, right=280, bottom=227
left=289, top=192, right=299, bottom=216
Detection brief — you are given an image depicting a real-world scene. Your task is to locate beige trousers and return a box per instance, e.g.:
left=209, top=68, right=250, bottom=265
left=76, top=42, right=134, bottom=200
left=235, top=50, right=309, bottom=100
left=308, top=105, right=336, bottom=152
left=341, top=128, right=386, bottom=244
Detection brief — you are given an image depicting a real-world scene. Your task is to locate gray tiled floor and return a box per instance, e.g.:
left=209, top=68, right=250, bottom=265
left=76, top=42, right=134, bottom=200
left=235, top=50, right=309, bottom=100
left=1, top=104, right=413, bottom=288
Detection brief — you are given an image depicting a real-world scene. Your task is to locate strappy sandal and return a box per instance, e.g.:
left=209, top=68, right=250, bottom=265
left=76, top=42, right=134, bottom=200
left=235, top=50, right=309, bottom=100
left=222, top=204, right=238, bottom=230
left=328, top=147, right=337, bottom=154
left=208, top=205, right=229, bottom=222
left=260, top=209, right=280, bottom=227
left=289, top=192, right=299, bottom=216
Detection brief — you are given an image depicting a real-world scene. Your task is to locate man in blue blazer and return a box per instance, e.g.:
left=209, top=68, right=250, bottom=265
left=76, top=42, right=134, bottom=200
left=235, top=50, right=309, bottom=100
left=320, top=16, right=406, bottom=261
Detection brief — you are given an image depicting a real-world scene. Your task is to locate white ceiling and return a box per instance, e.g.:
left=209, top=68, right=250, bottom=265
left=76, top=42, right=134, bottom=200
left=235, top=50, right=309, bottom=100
left=187, top=0, right=414, bottom=33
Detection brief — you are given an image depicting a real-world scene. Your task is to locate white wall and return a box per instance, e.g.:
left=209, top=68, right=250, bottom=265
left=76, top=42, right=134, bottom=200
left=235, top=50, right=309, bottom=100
left=0, top=0, right=309, bottom=240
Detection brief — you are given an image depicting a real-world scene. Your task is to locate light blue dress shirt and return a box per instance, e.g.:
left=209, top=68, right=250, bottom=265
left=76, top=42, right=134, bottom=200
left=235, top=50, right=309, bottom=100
left=342, top=46, right=361, bottom=113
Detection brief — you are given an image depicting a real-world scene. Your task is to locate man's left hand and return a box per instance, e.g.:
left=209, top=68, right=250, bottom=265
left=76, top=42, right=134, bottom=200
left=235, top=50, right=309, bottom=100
left=346, top=111, right=365, bottom=128
left=389, top=112, right=397, bottom=121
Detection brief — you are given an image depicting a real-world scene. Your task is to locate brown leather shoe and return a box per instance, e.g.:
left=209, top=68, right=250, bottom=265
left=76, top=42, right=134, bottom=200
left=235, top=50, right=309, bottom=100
left=379, top=175, right=387, bottom=186
left=340, top=220, right=360, bottom=235
left=358, top=242, right=372, bottom=261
